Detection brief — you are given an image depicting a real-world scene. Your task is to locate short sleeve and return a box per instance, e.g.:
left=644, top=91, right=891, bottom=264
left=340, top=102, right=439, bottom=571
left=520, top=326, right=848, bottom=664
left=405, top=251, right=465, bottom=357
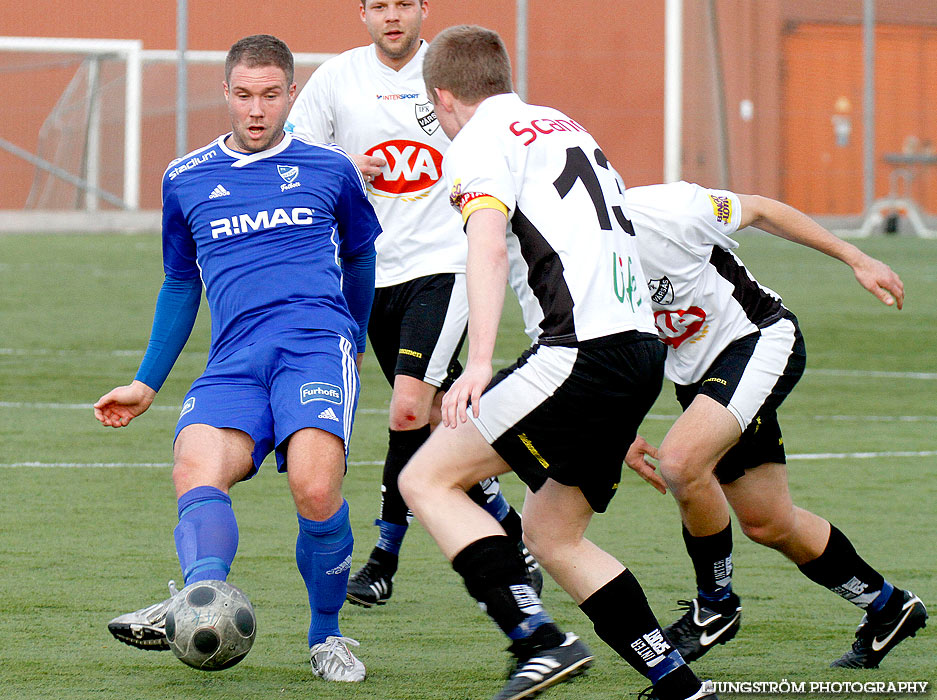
left=444, top=133, right=514, bottom=226
left=160, top=176, right=200, bottom=280
left=686, top=183, right=743, bottom=240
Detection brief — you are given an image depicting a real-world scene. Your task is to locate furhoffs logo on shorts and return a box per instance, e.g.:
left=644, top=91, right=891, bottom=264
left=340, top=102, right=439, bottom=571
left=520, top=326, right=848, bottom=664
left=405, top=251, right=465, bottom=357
left=300, top=382, right=343, bottom=405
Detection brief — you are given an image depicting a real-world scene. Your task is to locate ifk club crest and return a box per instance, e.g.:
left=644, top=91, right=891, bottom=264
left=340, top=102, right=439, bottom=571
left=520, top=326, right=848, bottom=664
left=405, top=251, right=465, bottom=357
left=277, top=165, right=301, bottom=191
left=415, top=101, right=440, bottom=136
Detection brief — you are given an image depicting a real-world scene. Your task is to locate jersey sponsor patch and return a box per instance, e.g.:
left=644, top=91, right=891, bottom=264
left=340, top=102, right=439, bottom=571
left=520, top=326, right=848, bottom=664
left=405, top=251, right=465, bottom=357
left=709, top=194, right=733, bottom=224
left=654, top=307, right=707, bottom=348
left=209, top=207, right=314, bottom=239
left=449, top=179, right=508, bottom=222
left=300, top=382, right=343, bottom=405
left=168, top=150, right=217, bottom=180
left=365, top=139, right=443, bottom=195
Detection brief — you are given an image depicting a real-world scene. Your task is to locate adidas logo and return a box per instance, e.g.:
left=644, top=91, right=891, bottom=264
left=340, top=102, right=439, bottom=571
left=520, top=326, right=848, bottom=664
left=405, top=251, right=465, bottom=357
left=318, top=407, right=339, bottom=422
left=209, top=184, right=230, bottom=199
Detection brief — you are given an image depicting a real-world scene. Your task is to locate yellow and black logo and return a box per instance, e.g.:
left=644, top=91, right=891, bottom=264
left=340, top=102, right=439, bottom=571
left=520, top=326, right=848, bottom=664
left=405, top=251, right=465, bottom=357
left=709, top=194, right=733, bottom=225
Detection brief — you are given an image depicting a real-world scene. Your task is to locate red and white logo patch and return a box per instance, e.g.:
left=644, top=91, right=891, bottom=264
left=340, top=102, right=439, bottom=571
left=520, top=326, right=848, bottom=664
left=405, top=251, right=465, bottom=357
left=365, top=140, right=444, bottom=195
left=654, top=307, right=707, bottom=348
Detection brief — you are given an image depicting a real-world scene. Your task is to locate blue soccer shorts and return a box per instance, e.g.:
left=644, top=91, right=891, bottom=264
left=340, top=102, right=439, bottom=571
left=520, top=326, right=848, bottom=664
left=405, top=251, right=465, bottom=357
left=174, top=329, right=360, bottom=475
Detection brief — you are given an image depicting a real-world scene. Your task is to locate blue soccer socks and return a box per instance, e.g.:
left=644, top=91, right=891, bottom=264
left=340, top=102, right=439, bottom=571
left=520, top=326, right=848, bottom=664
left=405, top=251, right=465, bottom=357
left=173, top=485, right=238, bottom=584
left=296, top=500, right=354, bottom=646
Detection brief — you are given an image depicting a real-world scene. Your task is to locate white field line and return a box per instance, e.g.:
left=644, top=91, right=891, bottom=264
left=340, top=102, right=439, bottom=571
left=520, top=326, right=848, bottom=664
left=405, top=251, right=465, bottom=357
left=2, top=452, right=934, bottom=468
left=0, top=460, right=386, bottom=468
left=5, top=347, right=937, bottom=381
left=5, top=402, right=934, bottom=425
left=0, top=401, right=388, bottom=415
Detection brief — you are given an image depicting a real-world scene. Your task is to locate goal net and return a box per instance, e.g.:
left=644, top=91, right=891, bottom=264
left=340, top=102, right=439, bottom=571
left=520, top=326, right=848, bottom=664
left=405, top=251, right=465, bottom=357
left=0, top=39, right=330, bottom=211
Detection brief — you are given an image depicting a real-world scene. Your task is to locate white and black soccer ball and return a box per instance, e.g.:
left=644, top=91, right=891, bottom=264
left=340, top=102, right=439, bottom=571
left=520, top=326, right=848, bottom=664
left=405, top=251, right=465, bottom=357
left=165, top=579, right=256, bottom=671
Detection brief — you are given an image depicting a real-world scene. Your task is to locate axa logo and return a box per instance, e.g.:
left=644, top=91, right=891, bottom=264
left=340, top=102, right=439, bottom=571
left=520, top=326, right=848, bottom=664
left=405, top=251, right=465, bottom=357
left=167, top=149, right=217, bottom=180
left=277, top=164, right=301, bottom=192
left=365, top=139, right=443, bottom=194
left=654, top=307, right=707, bottom=348
left=209, top=207, right=313, bottom=239
left=300, top=382, right=343, bottom=405
left=415, top=101, right=439, bottom=135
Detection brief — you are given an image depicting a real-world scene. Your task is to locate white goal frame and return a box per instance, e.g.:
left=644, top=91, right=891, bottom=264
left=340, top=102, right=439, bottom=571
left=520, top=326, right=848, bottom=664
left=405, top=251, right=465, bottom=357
left=0, top=38, right=333, bottom=211
left=0, top=36, right=143, bottom=209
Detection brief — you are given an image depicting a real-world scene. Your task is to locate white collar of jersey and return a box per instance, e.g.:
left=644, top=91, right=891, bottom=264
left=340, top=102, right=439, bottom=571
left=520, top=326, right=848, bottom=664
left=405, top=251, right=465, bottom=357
left=217, top=131, right=293, bottom=167
left=368, top=39, right=426, bottom=78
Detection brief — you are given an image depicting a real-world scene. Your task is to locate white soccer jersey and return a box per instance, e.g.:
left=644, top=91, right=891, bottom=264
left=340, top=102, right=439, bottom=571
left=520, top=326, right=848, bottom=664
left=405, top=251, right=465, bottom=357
left=289, top=41, right=465, bottom=287
left=445, top=93, right=657, bottom=345
left=625, top=181, right=788, bottom=385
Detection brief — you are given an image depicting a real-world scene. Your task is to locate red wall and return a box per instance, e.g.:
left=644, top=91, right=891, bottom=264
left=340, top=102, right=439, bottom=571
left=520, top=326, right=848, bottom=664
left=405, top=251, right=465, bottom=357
left=3, top=1, right=936, bottom=212
left=1, top=1, right=664, bottom=209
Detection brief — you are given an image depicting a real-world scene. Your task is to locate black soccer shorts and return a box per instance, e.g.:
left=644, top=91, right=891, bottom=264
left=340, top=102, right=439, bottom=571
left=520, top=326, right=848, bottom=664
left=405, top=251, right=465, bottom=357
left=471, top=331, right=666, bottom=513
left=368, top=273, right=468, bottom=390
left=674, top=312, right=806, bottom=483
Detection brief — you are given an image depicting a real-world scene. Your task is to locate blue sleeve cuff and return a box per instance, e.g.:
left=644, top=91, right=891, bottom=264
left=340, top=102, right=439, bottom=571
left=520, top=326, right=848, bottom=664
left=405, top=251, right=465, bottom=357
left=134, top=276, right=202, bottom=391
left=341, top=247, right=376, bottom=353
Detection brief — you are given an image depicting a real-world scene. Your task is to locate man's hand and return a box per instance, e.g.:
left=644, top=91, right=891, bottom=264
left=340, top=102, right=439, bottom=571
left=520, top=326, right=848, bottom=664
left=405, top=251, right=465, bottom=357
left=625, top=435, right=668, bottom=494
left=93, top=380, right=157, bottom=428
left=441, top=362, right=492, bottom=428
left=350, top=153, right=386, bottom=183
left=852, top=253, right=905, bottom=310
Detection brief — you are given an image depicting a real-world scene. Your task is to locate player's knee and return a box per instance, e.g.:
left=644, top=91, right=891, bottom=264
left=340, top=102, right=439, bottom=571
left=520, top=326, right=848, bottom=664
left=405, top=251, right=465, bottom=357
left=388, top=399, right=431, bottom=431
left=291, top=481, right=342, bottom=521
left=396, top=462, right=425, bottom=511
left=658, top=447, right=710, bottom=496
left=520, top=521, right=565, bottom=567
left=738, top=517, right=791, bottom=548
left=172, top=458, right=205, bottom=496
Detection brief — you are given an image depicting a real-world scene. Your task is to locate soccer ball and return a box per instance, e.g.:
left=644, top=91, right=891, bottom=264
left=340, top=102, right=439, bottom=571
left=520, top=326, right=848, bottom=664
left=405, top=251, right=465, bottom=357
left=165, top=580, right=256, bottom=671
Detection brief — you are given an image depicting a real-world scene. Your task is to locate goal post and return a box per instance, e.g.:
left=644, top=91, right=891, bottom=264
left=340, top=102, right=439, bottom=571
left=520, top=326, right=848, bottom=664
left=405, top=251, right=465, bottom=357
left=0, top=38, right=332, bottom=213
left=0, top=36, right=143, bottom=209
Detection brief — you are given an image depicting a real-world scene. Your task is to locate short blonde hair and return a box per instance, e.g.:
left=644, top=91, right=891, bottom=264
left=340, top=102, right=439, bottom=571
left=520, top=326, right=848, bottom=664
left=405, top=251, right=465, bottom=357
left=423, top=25, right=513, bottom=104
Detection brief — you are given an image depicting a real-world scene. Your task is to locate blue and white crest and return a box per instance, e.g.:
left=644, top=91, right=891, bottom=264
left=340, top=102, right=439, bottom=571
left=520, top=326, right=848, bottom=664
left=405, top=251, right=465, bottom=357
left=277, top=165, right=299, bottom=184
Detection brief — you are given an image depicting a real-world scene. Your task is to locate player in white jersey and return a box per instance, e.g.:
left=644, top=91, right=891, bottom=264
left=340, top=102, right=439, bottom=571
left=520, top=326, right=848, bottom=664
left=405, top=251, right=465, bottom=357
left=398, top=26, right=716, bottom=700
left=94, top=35, right=380, bottom=682
left=289, top=0, right=538, bottom=609
left=623, top=181, right=925, bottom=669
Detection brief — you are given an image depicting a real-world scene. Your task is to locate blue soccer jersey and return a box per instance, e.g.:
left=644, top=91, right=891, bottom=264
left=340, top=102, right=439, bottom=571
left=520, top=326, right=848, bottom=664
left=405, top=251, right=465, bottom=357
left=161, top=132, right=381, bottom=364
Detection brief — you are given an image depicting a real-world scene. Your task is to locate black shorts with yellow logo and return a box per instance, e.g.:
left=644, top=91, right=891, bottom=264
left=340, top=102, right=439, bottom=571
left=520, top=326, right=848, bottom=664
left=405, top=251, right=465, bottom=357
left=368, top=273, right=468, bottom=390
left=471, top=331, right=665, bottom=513
left=674, top=312, right=806, bottom=483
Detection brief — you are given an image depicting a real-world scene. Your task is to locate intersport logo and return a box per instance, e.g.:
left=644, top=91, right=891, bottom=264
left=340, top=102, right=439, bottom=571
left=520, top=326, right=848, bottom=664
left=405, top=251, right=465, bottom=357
left=365, top=139, right=443, bottom=195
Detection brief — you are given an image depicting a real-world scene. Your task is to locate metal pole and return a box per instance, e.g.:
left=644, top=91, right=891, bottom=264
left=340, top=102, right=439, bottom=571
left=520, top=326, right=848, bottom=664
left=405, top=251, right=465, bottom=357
left=177, top=0, right=188, bottom=157
left=515, top=0, right=528, bottom=100
left=664, top=0, right=683, bottom=183
left=124, top=42, right=142, bottom=209
left=863, top=0, right=875, bottom=210
left=706, top=0, right=730, bottom=189
left=82, top=56, right=101, bottom=211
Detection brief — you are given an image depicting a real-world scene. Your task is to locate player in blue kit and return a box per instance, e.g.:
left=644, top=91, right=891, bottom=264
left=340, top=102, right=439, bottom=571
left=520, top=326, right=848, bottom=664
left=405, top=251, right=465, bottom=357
left=94, top=35, right=380, bottom=682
